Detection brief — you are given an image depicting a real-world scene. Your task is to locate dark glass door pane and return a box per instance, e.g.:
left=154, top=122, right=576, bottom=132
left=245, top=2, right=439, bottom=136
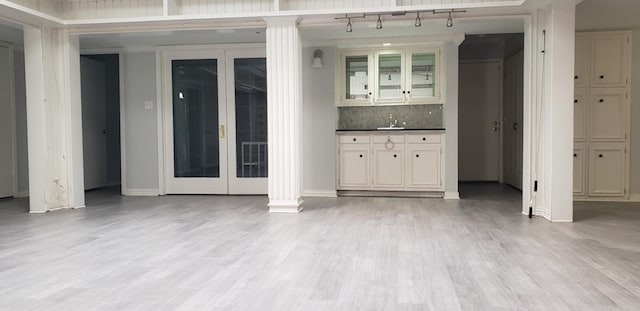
left=172, top=59, right=219, bottom=178
left=234, top=58, right=267, bottom=178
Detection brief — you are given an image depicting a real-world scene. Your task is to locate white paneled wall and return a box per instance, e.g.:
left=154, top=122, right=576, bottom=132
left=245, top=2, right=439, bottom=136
left=176, top=0, right=273, bottom=15
left=7, top=0, right=63, bottom=16
left=62, top=0, right=163, bottom=19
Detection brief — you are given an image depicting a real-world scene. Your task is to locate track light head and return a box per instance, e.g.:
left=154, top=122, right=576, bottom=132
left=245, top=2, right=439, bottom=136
left=415, top=12, right=421, bottom=27
left=446, top=11, right=453, bottom=27
left=376, top=15, right=383, bottom=29
left=346, top=17, right=352, bottom=32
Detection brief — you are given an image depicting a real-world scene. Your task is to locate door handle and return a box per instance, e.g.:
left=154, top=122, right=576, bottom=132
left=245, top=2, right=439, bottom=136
left=512, top=123, right=518, bottom=131
left=220, top=125, right=225, bottom=139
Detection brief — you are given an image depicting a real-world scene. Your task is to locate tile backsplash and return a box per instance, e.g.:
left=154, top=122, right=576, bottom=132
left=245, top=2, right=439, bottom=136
left=337, top=104, right=443, bottom=130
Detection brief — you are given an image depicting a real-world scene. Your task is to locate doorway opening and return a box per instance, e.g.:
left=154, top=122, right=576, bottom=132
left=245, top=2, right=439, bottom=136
left=80, top=54, right=122, bottom=204
left=458, top=34, right=525, bottom=196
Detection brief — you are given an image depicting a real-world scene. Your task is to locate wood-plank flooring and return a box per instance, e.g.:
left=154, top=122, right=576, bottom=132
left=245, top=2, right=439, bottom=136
left=0, top=184, right=639, bottom=310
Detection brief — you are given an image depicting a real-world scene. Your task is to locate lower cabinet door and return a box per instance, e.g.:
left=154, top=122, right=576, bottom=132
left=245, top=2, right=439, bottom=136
left=338, top=145, right=370, bottom=189
left=573, top=145, right=586, bottom=196
left=588, top=143, right=626, bottom=197
left=372, top=145, right=404, bottom=189
left=406, top=145, right=441, bottom=190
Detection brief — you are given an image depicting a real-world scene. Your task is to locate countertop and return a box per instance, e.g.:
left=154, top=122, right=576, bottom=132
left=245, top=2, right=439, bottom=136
left=336, top=128, right=445, bottom=133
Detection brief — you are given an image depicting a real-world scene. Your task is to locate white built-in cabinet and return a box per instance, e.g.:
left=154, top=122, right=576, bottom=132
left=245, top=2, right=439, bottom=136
left=337, top=132, right=444, bottom=192
left=339, top=46, right=441, bottom=106
left=573, top=31, right=631, bottom=200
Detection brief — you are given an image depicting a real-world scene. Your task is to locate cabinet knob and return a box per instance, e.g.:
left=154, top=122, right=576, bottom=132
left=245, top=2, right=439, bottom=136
left=574, top=99, right=578, bottom=103
left=359, top=154, right=363, bottom=158
left=573, top=154, right=577, bottom=157
left=402, top=91, right=406, bottom=94
left=599, top=99, right=604, bottom=103
left=599, top=154, right=603, bottom=158
left=600, top=75, right=605, bottom=79
left=407, top=91, right=411, bottom=94
left=422, top=137, right=426, bottom=141
left=574, top=75, right=578, bottom=79
left=368, top=92, right=372, bottom=95
left=353, top=138, right=357, bottom=142
left=416, top=154, right=420, bottom=158
left=393, top=154, right=397, bottom=158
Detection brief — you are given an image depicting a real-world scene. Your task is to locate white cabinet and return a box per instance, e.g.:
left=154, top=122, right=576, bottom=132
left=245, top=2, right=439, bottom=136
left=336, top=132, right=444, bottom=193
left=573, top=144, right=586, bottom=196
left=574, top=89, right=587, bottom=141
left=339, top=46, right=441, bottom=106
left=591, top=33, right=630, bottom=87
left=588, top=88, right=627, bottom=142
left=574, top=31, right=631, bottom=201
left=588, top=143, right=626, bottom=197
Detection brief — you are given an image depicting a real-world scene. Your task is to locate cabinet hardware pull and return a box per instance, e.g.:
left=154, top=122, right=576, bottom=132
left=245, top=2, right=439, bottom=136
left=599, top=154, right=603, bottom=158
left=394, top=154, right=397, bottom=158
left=573, top=154, right=577, bottom=157
left=402, top=91, right=406, bottom=94
left=353, top=138, right=357, bottom=142
left=416, top=154, right=420, bottom=158
left=422, top=137, right=426, bottom=141
left=385, top=137, right=395, bottom=150
left=574, top=99, right=578, bottom=103
left=359, top=154, right=363, bottom=158
left=574, top=75, right=578, bottom=79
left=600, top=75, right=604, bottom=79
left=407, top=91, right=411, bottom=94
left=599, top=99, right=604, bottom=103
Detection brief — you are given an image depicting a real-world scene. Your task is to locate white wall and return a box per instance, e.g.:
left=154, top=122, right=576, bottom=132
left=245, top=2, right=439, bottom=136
left=14, top=50, right=28, bottom=196
left=576, top=0, right=640, bottom=196
left=123, top=52, right=159, bottom=193
left=302, top=47, right=337, bottom=195
left=444, top=41, right=459, bottom=197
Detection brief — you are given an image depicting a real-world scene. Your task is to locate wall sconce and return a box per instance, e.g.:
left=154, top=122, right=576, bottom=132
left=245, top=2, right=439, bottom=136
left=312, top=49, right=323, bottom=68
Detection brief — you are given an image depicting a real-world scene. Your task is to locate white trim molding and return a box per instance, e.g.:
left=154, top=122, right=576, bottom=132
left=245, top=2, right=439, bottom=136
left=303, top=190, right=338, bottom=198
left=268, top=199, right=304, bottom=213
left=629, top=195, right=640, bottom=203
left=444, top=192, right=460, bottom=200
left=124, top=188, right=160, bottom=196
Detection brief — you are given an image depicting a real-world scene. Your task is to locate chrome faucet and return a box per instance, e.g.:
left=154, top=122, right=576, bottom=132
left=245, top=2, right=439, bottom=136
left=389, top=114, right=398, bottom=128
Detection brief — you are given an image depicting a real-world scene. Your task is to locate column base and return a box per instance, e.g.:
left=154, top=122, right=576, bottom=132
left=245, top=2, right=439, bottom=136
left=444, top=192, right=460, bottom=200
left=268, top=199, right=304, bottom=213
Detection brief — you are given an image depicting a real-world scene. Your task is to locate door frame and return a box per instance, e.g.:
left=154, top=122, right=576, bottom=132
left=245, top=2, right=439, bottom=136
left=0, top=42, right=17, bottom=198
left=80, top=49, right=127, bottom=195
left=156, top=43, right=266, bottom=195
left=459, top=58, right=504, bottom=183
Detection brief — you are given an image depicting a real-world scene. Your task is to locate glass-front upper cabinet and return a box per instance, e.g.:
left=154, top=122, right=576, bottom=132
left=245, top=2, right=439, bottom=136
left=375, top=51, right=404, bottom=103
left=338, top=46, right=441, bottom=106
left=406, top=49, right=439, bottom=104
left=341, top=51, right=374, bottom=105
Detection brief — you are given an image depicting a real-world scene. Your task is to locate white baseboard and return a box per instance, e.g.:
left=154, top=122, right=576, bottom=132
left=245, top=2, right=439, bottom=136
left=124, top=189, right=160, bottom=196
left=444, top=192, right=460, bottom=200
left=303, top=190, right=337, bottom=198
left=268, top=199, right=304, bottom=213
left=629, top=194, right=640, bottom=202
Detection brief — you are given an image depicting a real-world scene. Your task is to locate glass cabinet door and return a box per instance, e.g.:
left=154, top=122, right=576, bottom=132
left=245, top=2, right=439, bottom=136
left=407, top=50, right=439, bottom=103
left=376, top=52, right=404, bottom=102
left=343, top=54, right=371, bottom=104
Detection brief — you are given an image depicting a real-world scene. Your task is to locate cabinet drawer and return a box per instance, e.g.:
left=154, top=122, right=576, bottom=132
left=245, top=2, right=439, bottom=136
left=406, top=134, right=441, bottom=144
left=339, top=135, right=370, bottom=144
left=372, top=135, right=405, bottom=144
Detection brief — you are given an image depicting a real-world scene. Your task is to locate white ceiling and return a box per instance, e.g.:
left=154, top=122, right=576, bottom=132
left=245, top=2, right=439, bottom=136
left=576, top=0, right=640, bottom=30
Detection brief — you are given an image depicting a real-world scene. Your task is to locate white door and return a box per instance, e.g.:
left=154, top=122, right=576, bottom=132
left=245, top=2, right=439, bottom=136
left=405, top=144, right=441, bottom=190
left=163, top=50, right=228, bottom=194
left=459, top=61, right=502, bottom=182
left=573, top=144, right=586, bottom=196
left=80, top=57, right=109, bottom=190
left=588, top=143, right=626, bottom=197
left=588, top=88, right=627, bottom=142
left=226, top=50, right=268, bottom=194
left=372, top=144, right=404, bottom=189
left=503, top=51, right=524, bottom=189
left=591, top=34, right=629, bottom=87
left=338, top=145, right=371, bottom=189
left=0, top=45, right=15, bottom=198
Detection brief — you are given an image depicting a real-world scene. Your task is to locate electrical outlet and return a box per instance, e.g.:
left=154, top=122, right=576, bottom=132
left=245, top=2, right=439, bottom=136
left=144, top=101, right=154, bottom=110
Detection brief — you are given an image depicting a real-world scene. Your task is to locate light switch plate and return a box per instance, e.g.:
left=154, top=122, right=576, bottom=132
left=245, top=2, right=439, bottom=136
left=144, top=101, right=154, bottom=109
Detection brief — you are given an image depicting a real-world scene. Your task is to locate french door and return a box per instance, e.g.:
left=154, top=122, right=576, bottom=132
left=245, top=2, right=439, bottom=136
left=163, top=47, right=267, bottom=194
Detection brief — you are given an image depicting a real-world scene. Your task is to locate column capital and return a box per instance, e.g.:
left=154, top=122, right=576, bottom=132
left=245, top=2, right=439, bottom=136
left=263, top=16, right=300, bottom=26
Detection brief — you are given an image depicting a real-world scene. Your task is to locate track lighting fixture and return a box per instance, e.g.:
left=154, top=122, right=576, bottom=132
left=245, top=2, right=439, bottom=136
left=415, top=12, right=421, bottom=27
left=347, top=17, right=352, bottom=32
left=446, top=11, right=453, bottom=27
left=376, top=14, right=383, bottom=29
left=335, top=14, right=364, bottom=33
left=433, top=9, right=466, bottom=28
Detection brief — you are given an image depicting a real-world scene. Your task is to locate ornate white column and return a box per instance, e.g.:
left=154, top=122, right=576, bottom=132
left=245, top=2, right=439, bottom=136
left=23, top=26, right=83, bottom=213
left=264, top=16, right=303, bottom=213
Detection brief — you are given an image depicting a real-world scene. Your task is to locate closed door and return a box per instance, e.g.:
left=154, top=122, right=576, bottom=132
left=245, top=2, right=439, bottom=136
left=574, top=35, right=590, bottom=88
left=503, top=51, right=524, bottom=189
left=573, top=146, right=586, bottom=195
left=80, top=57, right=109, bottom=190
left=589, top=88, right=626, bottom=141
left=589, top=144, right=625, bottom=197
left=339, top=145, right=370, bottom=188
left=591, top=34, right=629, bottom=87
left=0, top=45, right=14, bottom=198
left=373, top=145, right=404, bottom=188
left=459, top=61, right=502, bottom=182
left=406, top=145, right=440, bottom=189
left=573, top=89, right=588, bottom=141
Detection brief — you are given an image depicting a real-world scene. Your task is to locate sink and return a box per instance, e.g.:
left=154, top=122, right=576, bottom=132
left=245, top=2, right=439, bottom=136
left=376, top=127, right=405, bottom=130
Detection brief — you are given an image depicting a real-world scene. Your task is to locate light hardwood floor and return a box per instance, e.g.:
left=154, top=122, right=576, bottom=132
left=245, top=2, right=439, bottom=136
left=0, top=184, right=639, bottom=310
